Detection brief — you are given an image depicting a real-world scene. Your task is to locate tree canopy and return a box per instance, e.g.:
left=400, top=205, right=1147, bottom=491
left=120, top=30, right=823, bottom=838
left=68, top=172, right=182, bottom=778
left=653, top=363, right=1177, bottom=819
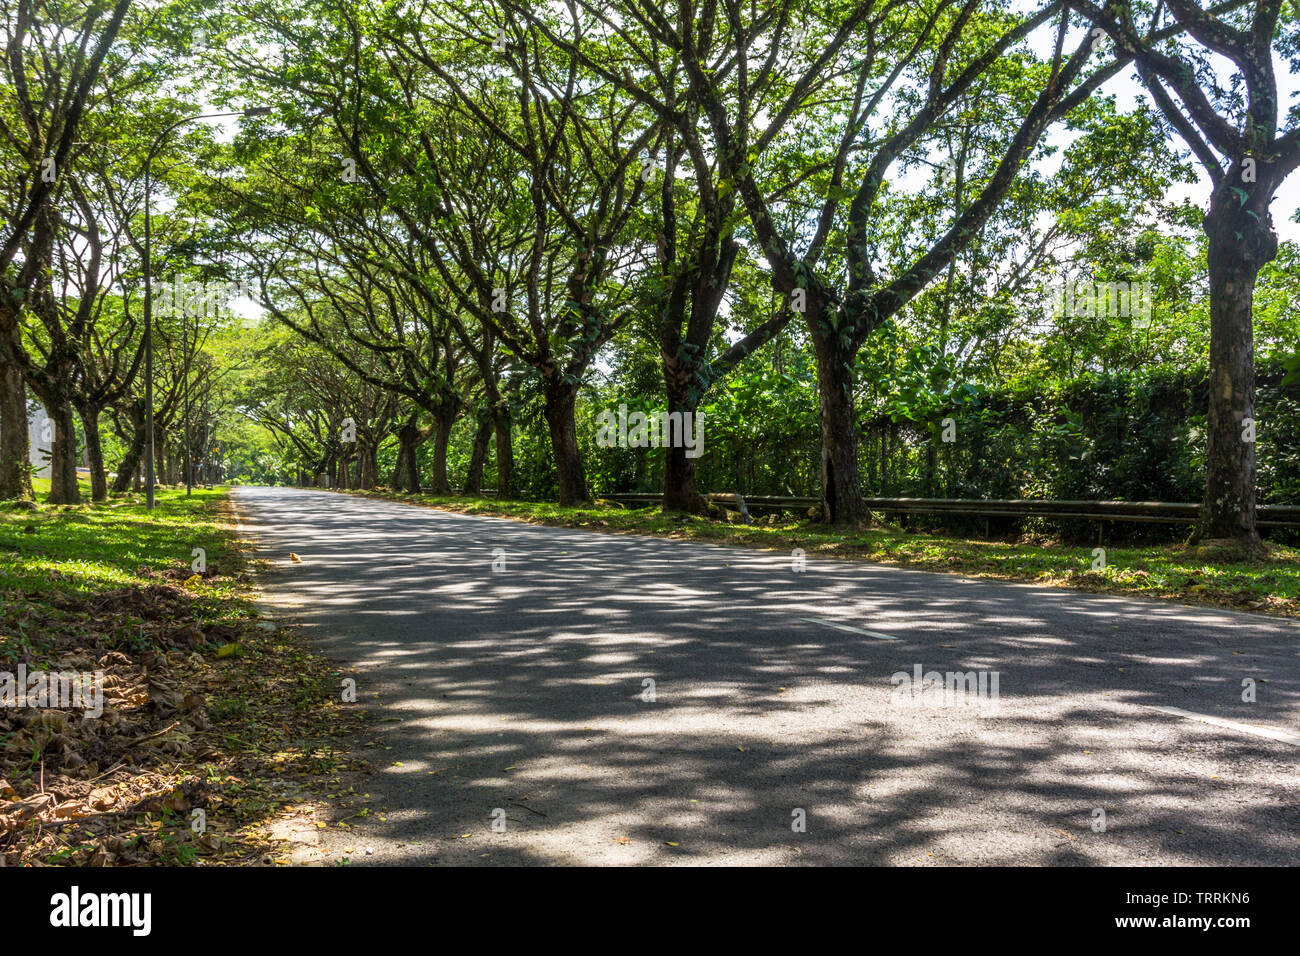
left=0, top=0, right=1296, bottom=551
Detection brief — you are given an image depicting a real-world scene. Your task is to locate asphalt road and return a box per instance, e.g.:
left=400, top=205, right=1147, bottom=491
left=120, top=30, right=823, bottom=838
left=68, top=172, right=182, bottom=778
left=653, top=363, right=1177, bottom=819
left=232, top=485, right=1300, bottom=866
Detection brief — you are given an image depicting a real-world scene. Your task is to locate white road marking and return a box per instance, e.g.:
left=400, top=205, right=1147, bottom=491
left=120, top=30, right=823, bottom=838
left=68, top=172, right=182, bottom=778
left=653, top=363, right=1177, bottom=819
left=799, top=617, right=899, bottom=641
left=1143, top=705, right=1300, bottom=746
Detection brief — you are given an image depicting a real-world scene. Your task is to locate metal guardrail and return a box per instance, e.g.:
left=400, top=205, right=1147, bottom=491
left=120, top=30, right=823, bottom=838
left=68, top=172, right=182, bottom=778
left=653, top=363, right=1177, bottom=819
left=596, top=492, right=1300, bottom=528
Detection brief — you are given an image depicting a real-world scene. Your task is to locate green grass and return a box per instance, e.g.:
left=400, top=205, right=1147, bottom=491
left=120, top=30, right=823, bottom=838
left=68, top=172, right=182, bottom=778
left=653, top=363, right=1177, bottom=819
left=341, top=488, right=1300, bottom=618
left=30, top=476, right=94, bottom=498
left=0, top=486, right=241, bottom=611
left=0, top=485, right=368, bottom=866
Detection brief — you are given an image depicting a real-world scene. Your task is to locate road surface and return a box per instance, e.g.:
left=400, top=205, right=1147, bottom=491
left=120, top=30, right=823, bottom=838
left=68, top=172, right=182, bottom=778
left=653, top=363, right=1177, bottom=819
left=232, top=486, right=1300, bottom=866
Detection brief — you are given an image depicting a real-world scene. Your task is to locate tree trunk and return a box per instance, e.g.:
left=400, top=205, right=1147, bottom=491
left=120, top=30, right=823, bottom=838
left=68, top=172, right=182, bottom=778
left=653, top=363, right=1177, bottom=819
left=1191, top=171, right=1277, bottom=555
left=47, top=400, right=81, bottom=504
left=78, top=403, right=107, bottom=501
left=403, top=440, right=420, bottom=493
left=812, top=330, right=865, bottom=525
left=543, top=379, right=590, bottom=505
left=155, top=437, right=166, bottom=489
left=1194, top=255, right=1262, bottom=550
left=0, top=350, right=32, bottom=500
left=358, top=442, right=378, bottom=490
left=430, top=406, right=455, bottom=494
left=137, top=424, right=159, bottom=494
left=662, top=386, right=706, bottom=513
left=465, top=411, right=492, bottom=496
left=391, top=431, right=407, bottom=491
left=392, top=420, right=421, bottom=493
left=492, top=402, right=514, bottom=497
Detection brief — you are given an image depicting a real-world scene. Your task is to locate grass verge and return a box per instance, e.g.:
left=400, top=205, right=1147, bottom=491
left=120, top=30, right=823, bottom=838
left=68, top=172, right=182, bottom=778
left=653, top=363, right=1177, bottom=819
left=338, top=488, right=1300, bottom=619
left=0, top=486, right=368, bottom=866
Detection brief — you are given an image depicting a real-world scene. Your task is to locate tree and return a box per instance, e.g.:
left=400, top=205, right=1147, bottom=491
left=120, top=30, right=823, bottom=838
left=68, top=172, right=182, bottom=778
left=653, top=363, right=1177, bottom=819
left=1071, top=0, right=1300, bottom=554
left=0, top=0, right=133, bottom=500
left=221, top=0, right=662, bottom=504
left=677, top=0, right=1160, bottom=522
left=514, top=1, right=808, bottom=512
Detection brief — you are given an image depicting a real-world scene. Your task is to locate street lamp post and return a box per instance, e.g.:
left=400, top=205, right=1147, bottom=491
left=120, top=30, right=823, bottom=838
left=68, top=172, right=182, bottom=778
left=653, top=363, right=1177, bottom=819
left=143, top=106, right=270, bottom=509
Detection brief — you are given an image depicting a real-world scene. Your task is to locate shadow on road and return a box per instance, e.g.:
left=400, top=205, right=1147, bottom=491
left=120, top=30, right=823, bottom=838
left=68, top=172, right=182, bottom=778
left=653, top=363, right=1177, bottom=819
left=236, top=487, right=1300, bottom=866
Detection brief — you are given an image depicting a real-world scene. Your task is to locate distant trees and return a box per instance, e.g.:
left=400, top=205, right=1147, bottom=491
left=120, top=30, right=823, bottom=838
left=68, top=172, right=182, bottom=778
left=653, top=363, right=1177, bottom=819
left=238, top=325, right=397, bottom=489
